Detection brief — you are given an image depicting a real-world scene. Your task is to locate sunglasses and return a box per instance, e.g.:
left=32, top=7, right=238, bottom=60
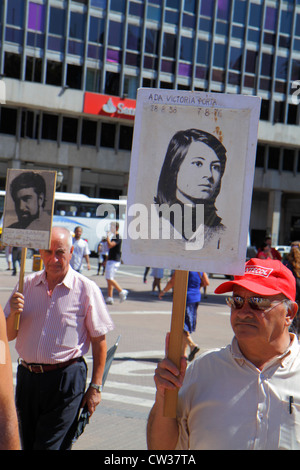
left=226, top=295, right=285, bottom=312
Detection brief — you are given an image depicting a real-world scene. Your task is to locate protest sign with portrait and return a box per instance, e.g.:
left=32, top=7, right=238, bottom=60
left=2, top=169, right=56, bottom=250
left=122, top=89, right=261, bottom=275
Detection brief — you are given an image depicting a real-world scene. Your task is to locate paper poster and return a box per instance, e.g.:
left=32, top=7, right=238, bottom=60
left=122, top=89, right=261, bottom=275
left=2, top=169, right=56, bottom=249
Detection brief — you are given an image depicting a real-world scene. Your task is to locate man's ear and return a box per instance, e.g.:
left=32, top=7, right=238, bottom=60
left=38, top=193, right=45, bottom=207
left=286, top=301, right=298, bottom=325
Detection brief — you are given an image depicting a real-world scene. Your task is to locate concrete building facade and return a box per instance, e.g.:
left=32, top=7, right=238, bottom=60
left=0, top=0, right=300, bottom=248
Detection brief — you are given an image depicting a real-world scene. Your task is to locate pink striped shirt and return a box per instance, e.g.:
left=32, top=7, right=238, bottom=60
left=4, top=267, right=114, bottom=364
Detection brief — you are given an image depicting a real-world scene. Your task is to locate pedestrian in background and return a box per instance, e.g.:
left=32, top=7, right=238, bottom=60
left=97, top=237, right=108, bottom=275
left=5, top=246, right=12, bottom=271
left=12, top=246, right=22, bottom=276
left=151, top=268, right=164, bottom=294
left=4, top=227, right=114, bottom=450
left=70, top=226, right=91, bottom=272
left=159, top=271, right=202, bottom=360
left=105, top=222, right=128, bottom=305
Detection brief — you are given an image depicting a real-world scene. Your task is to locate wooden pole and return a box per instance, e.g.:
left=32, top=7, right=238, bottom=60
left=14, top=247, right=27, bottom=331
left=163, top=270, right=188, bottom=418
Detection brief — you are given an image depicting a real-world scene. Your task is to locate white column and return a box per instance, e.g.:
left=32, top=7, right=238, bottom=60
left=68, top=166, right=81, bottom=193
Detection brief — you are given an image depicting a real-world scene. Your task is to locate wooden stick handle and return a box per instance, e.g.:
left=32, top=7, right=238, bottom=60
left=163, top=270, right=188, bottom=418
left=14, top=247, right=27, bottom=331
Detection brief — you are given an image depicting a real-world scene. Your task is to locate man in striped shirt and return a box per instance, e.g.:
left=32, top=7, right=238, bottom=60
left=4, top=226, right=114, bottom=450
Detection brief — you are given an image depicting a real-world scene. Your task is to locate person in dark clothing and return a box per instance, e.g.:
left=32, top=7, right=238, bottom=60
left=105, top=222, right=128, bottom=305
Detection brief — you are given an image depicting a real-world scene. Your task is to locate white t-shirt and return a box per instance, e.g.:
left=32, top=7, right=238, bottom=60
left=70, top=238, right=90, bottom=271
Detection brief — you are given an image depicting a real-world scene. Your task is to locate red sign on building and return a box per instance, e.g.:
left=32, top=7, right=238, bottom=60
left=83, top=92, right=136, bottom=121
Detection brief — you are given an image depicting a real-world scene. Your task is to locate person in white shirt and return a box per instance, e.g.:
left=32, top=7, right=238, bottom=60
left=70, top=226, right=91, bottom=272
left=147, top=258, right=300, bottom=450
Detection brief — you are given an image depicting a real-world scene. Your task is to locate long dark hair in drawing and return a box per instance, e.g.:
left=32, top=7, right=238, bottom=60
left=154, top=128, right=227, bottom=238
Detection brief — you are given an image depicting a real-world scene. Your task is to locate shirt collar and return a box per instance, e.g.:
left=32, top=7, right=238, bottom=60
left=33, top=266, right=74, bottom=290
left=230, top=334, right=300, bottom=369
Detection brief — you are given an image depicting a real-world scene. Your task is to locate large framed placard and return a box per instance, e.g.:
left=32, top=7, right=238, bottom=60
left=122, top=89, right=261, bottom=275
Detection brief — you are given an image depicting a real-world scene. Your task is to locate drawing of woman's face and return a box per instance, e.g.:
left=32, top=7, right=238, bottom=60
left=176, top=141, right=223, bottom=203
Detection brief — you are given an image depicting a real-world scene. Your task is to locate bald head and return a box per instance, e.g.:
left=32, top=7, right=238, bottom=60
left=40, top=226, right=74, bottom=286
left=51, top=226, right=73, bottom=249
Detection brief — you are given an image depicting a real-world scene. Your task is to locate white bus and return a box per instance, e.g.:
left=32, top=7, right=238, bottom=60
left=53, top=193, right=127, bottom=255
left=0, top=190, right=126, bottom=255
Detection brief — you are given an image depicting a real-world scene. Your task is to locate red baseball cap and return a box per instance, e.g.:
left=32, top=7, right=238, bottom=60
left=214, top=258, right=296, bottom=301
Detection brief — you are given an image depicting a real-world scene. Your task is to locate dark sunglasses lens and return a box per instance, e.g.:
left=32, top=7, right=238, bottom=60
left=226, top=296, right=244, bottom=309
left=226, top=296, right=272, bottom=311
left=248, top=297, right=271, bottom=310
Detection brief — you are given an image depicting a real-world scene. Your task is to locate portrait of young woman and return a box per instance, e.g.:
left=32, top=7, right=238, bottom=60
left=154, top=128, right=227, bottom=246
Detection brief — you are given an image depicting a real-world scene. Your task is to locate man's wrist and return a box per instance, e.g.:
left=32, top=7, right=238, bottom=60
left=89, top=382, right=103, bottom=393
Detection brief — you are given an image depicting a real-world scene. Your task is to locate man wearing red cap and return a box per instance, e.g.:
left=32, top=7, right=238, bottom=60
left=147, top=259, right=300, bottom=450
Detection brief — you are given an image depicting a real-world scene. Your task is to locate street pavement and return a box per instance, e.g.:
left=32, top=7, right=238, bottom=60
left=0, top=252, right=234, bottom=451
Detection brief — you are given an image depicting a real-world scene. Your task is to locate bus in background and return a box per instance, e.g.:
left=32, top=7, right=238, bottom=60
left=53, top=193, right=127, bottom=255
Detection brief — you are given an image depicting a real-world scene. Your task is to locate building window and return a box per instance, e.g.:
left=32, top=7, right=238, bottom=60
left=69, top=12, right=86, bottom=40
left=147, top=4, right=162, bottom=22
left=49, top=7, right=65, bottom=35
left=81, top=119, right=97, bottom=146
left=260, top=100, right=270, bottom=121
left=124, top=75, right=138, bottom=99
left=0, top=107, right=17, bottom=135
left=108, top=20, right=123, bottom=48
left=48, top=7, right=66, bottom=52
left=91, top=0, right=107, bottom=8
left=25, top=56, right=42, bottom=82
left=263, top=6, right=277, bottom=46
left=180, top=36, right=194, bottom=62
left=46, top=60, right=62, bottom=86
left=89, top=16, right=105, bottom=43
left=163, top=33, right=177, bottom=58
left=197, top=39, right=210, bottom=65
left=101, top=122, right=115, bottom=148
left=21, top=110, right=39, bottom=139
left=229, top=47, right=242, bottom=71
left=268, top=147, right=280, bottom=170
left=213, top=43, right=226, bottom=68
left=66, top=64, right=82, bottom=89
left=129, top=1, right=144, bottom=17
left=105, top=71, right=120, bottom=95
left=199, top=1, right=214, bottom=33
left=62, top=117, right=78, bottom=143
left=119, top=125, right=133, bottom=150
left=127, top=24, right=141, bottom=51
left=283, top=149, right=295, bottom=172
left=4, top=52, right=21, bottom=79
left=27, top=2, right=45, bottom=48
left=86, top=69, right=101, bottom=92
left=274, top=101, right=285, bottom=124
left=255, top=145, right=265, bottom=168
left=110, top=0, right=126, bottom=13
left=42, top=113, right=58, bottom=141
left=287, top=104, right=298, bottom=125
